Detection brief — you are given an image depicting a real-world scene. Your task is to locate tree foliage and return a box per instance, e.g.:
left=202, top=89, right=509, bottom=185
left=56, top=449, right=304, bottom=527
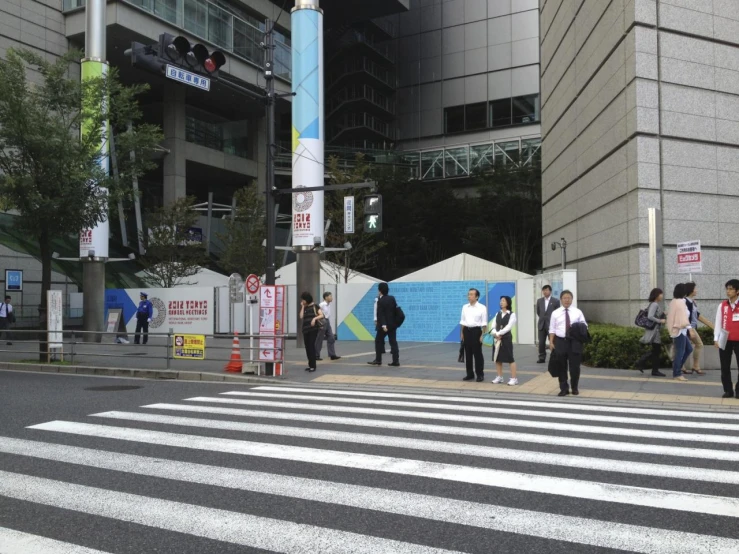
left=0, top=48, right=161, bottom=353
left=218, top=185, right=266, bottom=278
left=323, top=154, right=386, bottom=284
left=140, top=196, right=209, bottom=288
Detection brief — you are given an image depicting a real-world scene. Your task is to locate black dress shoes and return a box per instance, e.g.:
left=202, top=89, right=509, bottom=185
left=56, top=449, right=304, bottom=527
left=537, top=359, right=545, bottom=364
left=316, top=357, right=323, bottom=361
left=388, top=362, right=400, bottom=367
left=572, top=389, right=579, bottom=396
left=330, top=356, right=341, bottom=360
left=462, top=376, right=475, bottom=381
left=558, top=390, right=569, bottom=397
left=723, top=392, right=735, bottom=399
left=475, top=376, right=484, bottom=382
left=367, top=360, right=382, bottom=366
left=651, top=370, right=666, bottom=377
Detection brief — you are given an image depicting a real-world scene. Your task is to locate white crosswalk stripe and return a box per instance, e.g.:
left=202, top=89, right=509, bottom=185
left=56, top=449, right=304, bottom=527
left=2, top=385, right=739, bottom=553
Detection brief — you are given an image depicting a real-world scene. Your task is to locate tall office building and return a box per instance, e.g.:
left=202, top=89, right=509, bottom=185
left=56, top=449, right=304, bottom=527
left=540, top=1, right=739, bottom=324
left=387, top=0, right=542, bottom=182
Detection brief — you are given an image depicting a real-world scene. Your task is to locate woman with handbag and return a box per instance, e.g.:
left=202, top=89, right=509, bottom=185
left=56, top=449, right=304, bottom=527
left=634, top=288, right=667, bottom=377
left=299, top=292, right=324, bottom=373
left=666, top=283, right=694, bottom=382
left=491, top=296, right=518, bottom=386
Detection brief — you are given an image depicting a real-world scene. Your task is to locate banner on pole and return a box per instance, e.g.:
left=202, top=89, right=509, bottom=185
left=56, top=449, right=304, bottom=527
left=677, top=240, right=702, bottom=274
left=344, top=196, right=354, bottom=234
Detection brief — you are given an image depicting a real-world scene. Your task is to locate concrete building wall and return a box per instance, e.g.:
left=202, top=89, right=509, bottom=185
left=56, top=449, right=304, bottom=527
left=540, top=0, right=739, bottom=325
left=0, top=0, right=68, bottom=62
left=393, top=0, right=541, bottom=151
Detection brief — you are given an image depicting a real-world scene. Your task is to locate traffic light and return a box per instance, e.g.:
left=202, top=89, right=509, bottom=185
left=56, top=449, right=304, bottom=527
left=159, top=33, right=226, bottom=77
left=363, top=194, right=382, bottom=233
left=125, top=34, right=226, bottom=81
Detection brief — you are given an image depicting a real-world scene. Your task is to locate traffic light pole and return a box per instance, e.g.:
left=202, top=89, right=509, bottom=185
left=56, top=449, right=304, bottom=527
left=263, top=20, right=277, bottom=376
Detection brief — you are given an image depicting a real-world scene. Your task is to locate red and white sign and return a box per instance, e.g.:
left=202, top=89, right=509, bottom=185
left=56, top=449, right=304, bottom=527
left=258, top=285, right=285, bottom=368
left=245, top=274, right=260, bottom=294
left=677, top=240, right=702, bottom=274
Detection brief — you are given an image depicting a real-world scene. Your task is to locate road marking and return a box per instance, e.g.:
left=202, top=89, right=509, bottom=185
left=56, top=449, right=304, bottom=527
left=181, top=397, right=739, bottom=444
left=0, top=469, right=458, bottom=554
left=0, top=526, right=110, bottom=554
left=141, top=403, right=739, bottom=461
left=0, top=438, right=734, bottom=554
left=217, top=391, right=739, bottom=431
left=26, top=421, right=739, bottom=518
left=91, top=411, right=739, bottom=484
left=248, top=386, right=739, bottom=419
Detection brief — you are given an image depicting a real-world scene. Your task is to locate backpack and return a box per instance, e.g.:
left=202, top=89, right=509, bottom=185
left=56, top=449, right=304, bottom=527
left=394, top=305, right=406, bottom=328
left=635, top=306, right=656, bottom=330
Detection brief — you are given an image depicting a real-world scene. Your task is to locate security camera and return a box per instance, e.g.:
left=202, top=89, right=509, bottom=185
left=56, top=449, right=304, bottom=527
left=313, top=236, right=322, bottom=246
left=551, top=243, right=556, bottom=251
left=88, top=249, right=96, bottom=260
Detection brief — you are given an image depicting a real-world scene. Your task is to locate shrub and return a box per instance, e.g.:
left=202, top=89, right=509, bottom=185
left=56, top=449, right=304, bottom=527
left=582, top=323, right=715, bottom=369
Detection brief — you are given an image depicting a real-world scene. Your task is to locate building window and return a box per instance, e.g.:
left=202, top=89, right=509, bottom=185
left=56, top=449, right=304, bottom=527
left=444, top=106, right=465, bottom=134
left=512, top=94, right=540, bottom=124
left=465, top=103, right=488, bottom=131
left=490, top=98, right=512, bottom=128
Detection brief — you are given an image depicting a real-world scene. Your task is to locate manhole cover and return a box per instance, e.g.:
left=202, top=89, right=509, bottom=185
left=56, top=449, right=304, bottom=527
left=84, top=386, right=143, bottom=392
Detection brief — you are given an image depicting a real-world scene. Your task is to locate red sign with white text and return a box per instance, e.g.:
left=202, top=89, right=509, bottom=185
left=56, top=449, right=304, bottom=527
left=258, top=285, right=285, bottom=366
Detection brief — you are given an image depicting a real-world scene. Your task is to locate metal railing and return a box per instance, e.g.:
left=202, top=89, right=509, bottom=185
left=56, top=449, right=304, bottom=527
left=0, top=329, right=287, bottom=371
left=63, top=0, right=292, bottom=80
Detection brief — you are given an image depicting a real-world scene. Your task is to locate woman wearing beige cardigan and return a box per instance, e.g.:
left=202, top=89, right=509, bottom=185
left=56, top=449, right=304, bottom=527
left=666, top=283, right=694, bottom=381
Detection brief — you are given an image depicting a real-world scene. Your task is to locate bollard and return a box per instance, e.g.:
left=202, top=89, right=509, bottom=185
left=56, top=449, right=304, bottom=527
left=166, top=329, right=172, bottom=369
left=70, top=333, right=76, bottom=365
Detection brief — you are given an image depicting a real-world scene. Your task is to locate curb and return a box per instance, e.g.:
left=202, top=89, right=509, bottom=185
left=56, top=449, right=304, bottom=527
left=0, top=361, right=285, bottom=384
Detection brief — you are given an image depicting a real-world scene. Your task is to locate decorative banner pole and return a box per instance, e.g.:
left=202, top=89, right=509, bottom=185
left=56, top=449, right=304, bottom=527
left=291, top=0, right=325, bottom=347
left=81, top=0, right=109, bottom=343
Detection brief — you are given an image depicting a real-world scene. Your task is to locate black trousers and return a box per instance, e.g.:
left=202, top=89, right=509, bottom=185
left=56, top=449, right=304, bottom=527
left=720, top=340, right=739, bottom=394
left=134, top=317, right=149, bottom=344
left=636, top=342, right=662, bottom=373
left=304, top=329, right=319, bottom=369
left=538, top=328, right=548, bottom=360
left=462, top=327, right=484, bottom=378
left=555, top=336, right=581, bottom=392
left=0, top=317, right=9, bottom=342
left=375, top=327, right=399, bottom=363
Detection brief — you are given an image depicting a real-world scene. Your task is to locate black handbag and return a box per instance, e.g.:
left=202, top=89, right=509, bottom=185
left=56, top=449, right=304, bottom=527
left=635, top=307, right=656, bottom=329
left=458, top=342, right=465, bottom=363
left=548, top=351, right=565, bottom=378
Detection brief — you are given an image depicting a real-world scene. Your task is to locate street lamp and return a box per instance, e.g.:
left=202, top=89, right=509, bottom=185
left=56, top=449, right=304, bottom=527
left=550, top=238, right=568, bottom=269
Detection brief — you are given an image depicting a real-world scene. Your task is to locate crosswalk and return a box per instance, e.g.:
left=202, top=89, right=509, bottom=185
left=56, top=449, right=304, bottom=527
left=2, top=385, right=739, bottom=553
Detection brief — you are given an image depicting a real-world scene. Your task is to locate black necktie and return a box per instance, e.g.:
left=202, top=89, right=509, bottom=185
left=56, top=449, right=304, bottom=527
left=565, top=308, right=571, bottom=337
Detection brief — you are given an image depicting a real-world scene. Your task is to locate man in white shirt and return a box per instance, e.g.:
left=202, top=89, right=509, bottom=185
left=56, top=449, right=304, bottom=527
left=459, top=288, right=488, bottom=382
left=315, top=292, right=340, bottom=361
left=549, top=290, right=587, bottom=396
left=714, top=279, right=739, bottom=398
left=0, top=295, right=14, bottom=345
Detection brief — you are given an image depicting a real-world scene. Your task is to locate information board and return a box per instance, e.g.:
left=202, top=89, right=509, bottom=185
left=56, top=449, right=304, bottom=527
left=173, top=334, right=206, bottom=360
left=47, top=290, right=63, bottom=349
left=258, top=285, right=285, bottom=363
left=677, top=240, right=702, bottom=274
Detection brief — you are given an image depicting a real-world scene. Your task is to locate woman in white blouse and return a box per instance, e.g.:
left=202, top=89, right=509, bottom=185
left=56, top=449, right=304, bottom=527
left=491, top=296, right=518, bottom=385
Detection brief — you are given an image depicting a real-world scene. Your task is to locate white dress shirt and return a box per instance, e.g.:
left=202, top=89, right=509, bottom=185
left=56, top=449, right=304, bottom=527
left=493, top=311, right=517, bottom=336
left=373, top=297, right=378, bottom=322
left=0, top=302, right=12, bottom=318
left=460, top=302, right=488, bottom=328
left=544, top=297, right=550, bottom=312
left=549, top=306, right=586, bottom=338
left=319, top=301, right=332, bottom=325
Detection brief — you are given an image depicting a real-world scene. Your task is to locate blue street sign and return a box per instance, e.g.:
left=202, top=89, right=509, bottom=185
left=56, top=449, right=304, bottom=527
left=5, top=270, right=22, bottom=291
left=165, top=65, right=211, bottom=91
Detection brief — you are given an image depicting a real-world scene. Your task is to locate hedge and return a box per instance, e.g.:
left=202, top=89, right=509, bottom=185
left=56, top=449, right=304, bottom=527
left=582, top=323, right=715, bottom=370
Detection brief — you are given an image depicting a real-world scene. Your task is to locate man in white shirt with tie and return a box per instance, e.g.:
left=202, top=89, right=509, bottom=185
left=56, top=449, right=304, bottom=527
left=0, top=295, right=14, bottom=345
left=460, top=288, right=488, bottom=382
left=315, top=292, right=340, bottom=361
left=549, top=290, right=587, bottom=396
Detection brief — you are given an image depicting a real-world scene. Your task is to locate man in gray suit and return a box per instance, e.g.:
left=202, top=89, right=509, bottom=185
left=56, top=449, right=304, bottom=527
left=537, top=285, right=560, bottom=363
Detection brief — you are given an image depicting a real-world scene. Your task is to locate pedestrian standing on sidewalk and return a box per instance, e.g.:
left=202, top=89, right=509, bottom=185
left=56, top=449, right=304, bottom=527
left=536, top=285, right=559, bottom=363
left=715, top=279, right=739, bottom=398
left=635, top=288, right=667, bottom=377
left=315, top=292, right=340, bottom=361
left=666, top=283, right=693, bottom=382
left=459, top=288, right=487, bottom=382
left=682, top=282, right=713, bottom=375
left=134, top=292, right=153, bottom=345
left=0, top=295, right=14, bottom=345
left=491, top=296, right=518, bottom=386
left=549, top=290, right=587, bottom=396
left=300, top=292, right=324, bottom=373
left=367, top=282, right=400, bottom=367
left=374, top=294, right=387, bottom=354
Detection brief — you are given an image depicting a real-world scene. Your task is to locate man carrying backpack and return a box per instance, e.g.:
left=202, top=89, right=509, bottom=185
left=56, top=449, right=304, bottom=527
left=367, top=282, right=400, bottom=367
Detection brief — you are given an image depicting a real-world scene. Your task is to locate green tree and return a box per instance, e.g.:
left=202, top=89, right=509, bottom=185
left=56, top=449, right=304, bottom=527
left=323, top=154, right=386, bottom=283
left=0, top=48, right=161, bottom=355
left=140, top=196, right=210, bottom=288
left=218, top=185, right=266, bottom=278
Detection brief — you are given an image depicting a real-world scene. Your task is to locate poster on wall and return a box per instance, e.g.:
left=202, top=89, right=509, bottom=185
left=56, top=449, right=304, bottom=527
left=104, top=287, right=214, bottom=335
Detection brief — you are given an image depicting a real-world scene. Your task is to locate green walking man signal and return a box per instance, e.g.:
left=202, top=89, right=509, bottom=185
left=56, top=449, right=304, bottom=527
left=363, top=194, right=382, bottom=233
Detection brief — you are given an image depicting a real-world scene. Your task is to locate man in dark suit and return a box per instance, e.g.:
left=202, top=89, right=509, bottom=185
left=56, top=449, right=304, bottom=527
left=367, top=282, right=400, bottom=367
left=536, top=285, right=560, bottom=363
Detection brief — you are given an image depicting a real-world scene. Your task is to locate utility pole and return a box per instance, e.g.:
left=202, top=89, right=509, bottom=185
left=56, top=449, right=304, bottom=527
left=81, top=0, right=109, bottom=343
left=264, top=21, right=277, bottom=289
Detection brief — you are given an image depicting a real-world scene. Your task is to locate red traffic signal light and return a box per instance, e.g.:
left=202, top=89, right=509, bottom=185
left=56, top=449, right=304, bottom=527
left=159, top=34, right=226, bottom=76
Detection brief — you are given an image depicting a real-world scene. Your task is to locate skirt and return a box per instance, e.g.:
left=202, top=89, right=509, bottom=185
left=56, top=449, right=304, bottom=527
left=494, top=334, right=515, bottom=363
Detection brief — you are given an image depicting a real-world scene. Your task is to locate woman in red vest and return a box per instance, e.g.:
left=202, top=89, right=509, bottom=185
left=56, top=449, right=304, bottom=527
left=715, top=279, right=739, bottom=399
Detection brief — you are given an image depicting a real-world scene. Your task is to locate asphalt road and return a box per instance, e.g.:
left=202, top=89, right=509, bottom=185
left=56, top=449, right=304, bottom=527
left=2, top=370, right=739, bottom=553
